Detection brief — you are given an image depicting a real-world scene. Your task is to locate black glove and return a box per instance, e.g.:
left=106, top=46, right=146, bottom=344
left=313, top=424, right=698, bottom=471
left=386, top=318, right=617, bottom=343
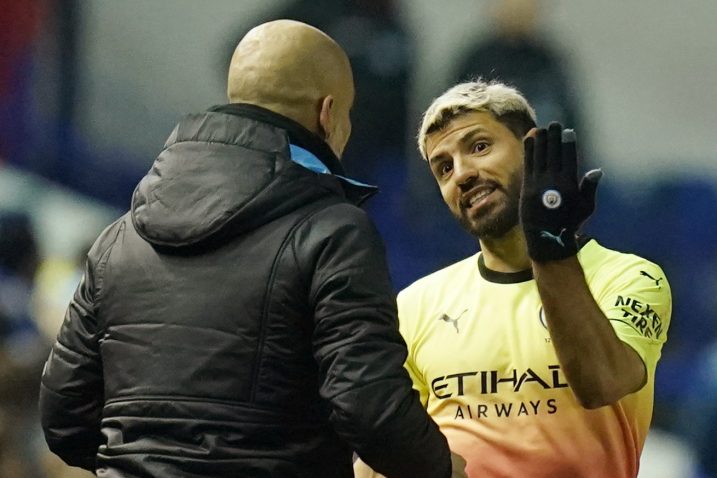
left=520, top=122, right=602, bottom=262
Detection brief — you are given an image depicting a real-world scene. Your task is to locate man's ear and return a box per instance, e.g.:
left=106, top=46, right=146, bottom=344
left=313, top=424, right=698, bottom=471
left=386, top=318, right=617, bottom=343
left=318, top=95, right=334, bottom=141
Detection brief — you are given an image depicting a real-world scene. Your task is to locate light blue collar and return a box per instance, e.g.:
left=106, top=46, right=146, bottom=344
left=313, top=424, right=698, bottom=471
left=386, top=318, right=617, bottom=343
left=289, top=145, right=372, bottom=188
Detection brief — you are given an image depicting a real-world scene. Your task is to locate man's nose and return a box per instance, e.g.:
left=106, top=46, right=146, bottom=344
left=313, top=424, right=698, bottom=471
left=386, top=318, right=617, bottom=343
left=453, top=155, right=478, bottom=190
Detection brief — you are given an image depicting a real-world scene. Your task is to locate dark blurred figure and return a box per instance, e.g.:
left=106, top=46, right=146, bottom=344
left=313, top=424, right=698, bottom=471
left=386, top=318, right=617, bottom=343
left=229, top=0, right=420, bottom=288
left=0, top=211, right=48, bottom=477
left=0, top=0, right=44, bottom=166
left=230, top=0, right=414, bottom=181
left=1, top=0, right=142, bottom=210
left=452, top=0, right=585, bottom=148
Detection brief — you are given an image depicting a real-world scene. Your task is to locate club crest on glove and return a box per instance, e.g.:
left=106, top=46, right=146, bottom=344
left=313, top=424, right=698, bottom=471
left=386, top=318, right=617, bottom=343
left=541, top=189, right=562, bottom=209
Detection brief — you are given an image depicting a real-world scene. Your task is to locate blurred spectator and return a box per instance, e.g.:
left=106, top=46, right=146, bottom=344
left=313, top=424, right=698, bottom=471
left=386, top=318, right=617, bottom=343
left=225, top=0, right=420, bottom=289
left=451, top=0, right=586, bottom=151
left=0, top=0, right=44, bottom=167
left=32, top=242, right=89, bottom=343
left=1, top=0, right=143, bottom=211
left=0, top=210, right=95, bottom=478
left=228, top=0, right=414, bottom=181
left=0, top=211, right=48, bottom=477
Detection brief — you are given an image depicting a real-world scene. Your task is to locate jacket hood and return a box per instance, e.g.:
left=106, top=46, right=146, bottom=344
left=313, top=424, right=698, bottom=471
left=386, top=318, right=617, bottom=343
left=131, top=105, right=376, bottom=251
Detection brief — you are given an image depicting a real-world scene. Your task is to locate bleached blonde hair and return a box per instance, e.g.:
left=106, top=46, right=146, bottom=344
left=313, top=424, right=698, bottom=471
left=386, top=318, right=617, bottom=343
left=417, top=79, right=537, bottom=160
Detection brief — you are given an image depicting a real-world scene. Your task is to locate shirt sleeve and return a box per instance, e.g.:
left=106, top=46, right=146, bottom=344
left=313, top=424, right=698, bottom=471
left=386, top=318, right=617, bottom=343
left=590, top=256, right=672, bottom=380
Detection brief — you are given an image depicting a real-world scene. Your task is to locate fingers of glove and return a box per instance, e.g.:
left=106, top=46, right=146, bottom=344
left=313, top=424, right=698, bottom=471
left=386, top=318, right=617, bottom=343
left=523, top=135, right=535, bottom=178
left=561, top=128, right=578, bottom=179
left=534, top=128, right=548, bottom=172
left=546, top=122, right=563, bottom=172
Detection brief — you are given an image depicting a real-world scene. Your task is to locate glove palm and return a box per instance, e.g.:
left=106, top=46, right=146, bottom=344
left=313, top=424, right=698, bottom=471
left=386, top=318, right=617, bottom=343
left=520, top=122, right=601, bottom=262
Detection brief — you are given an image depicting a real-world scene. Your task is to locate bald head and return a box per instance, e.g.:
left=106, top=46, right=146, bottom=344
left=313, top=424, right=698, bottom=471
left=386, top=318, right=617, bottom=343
left=227, top=20, right=354, bottom=157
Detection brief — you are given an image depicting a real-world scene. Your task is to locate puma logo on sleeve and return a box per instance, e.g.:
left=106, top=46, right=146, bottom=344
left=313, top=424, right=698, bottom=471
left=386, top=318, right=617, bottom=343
left=639, top=270, right=664, bottom=288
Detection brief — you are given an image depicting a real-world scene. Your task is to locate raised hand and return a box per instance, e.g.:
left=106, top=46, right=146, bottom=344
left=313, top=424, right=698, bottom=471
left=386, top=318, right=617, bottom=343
left=520, top=122, right=602, bottom=262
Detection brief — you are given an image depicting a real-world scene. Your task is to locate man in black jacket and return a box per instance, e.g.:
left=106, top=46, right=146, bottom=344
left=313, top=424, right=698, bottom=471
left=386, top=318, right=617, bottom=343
left=39, top=20, right=460, bottom=478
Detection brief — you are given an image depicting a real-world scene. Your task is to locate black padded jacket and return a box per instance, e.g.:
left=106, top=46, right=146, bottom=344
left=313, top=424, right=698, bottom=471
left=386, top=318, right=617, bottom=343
left=39, top=104, right=451, bottom=478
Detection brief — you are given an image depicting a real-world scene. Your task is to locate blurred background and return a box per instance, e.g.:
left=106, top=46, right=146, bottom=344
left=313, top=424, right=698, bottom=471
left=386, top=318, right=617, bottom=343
left=1, top=0, right=715, bottom=476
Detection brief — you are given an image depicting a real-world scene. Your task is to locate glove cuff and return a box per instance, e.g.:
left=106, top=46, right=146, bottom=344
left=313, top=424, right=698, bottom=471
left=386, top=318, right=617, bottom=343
left=524, top=226, right=578, bottom=262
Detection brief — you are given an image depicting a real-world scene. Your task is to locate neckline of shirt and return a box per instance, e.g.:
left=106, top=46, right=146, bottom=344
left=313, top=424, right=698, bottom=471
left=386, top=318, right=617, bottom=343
left=476, top=236, right=594, bottom=284
left=477, top=253, right=534, bottom=284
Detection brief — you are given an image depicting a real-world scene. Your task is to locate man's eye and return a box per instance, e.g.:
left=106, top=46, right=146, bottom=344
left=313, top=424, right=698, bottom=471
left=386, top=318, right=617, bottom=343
left=472, top=142, right=489, bottom=153
left=440, top=162, right=453, bottom=176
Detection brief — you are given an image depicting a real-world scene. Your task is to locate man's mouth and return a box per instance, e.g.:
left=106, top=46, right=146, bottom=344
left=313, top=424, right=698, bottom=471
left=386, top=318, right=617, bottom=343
left=462, top=185, right=498, bottom=211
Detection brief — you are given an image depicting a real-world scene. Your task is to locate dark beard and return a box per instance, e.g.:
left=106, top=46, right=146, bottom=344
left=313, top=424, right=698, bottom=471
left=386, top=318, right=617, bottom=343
left=455, top=171, right=521, bottom=240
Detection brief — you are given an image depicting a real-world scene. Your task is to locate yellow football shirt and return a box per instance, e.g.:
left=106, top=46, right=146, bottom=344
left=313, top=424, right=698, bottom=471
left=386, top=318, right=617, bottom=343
left=399, top=239, right=671, bottom=478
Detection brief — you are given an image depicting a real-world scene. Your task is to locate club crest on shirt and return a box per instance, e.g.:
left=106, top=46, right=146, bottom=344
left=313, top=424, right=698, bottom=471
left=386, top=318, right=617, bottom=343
left=538, top=306, right=548, bottom=329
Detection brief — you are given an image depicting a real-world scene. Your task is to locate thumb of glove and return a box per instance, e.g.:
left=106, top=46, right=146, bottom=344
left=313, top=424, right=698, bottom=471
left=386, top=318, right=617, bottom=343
left=576, top=168, right=603, bottom=225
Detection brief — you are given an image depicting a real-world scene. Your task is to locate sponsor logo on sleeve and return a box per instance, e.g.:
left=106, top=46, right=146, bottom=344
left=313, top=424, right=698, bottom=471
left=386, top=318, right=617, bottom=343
left=613, top=295, right=664, bottom=339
